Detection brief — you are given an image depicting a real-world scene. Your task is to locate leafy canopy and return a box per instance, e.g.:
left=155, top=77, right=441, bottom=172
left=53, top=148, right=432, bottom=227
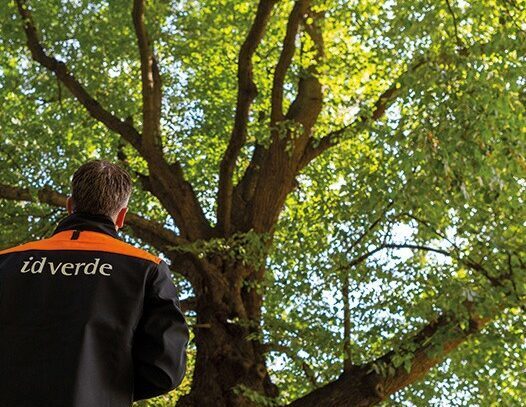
left=0, top=0, right=525, bottom=405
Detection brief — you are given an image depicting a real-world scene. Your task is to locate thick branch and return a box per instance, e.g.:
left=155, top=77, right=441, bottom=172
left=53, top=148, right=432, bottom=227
left=299, top=35, right=505, bottom=169
left=236, top=0, right=311, bottom=213
left=124, top=213, right=188, bottom=248
left=216, top=0, right=278, bottom=235
left=271, top=0, right=310, bottom=124
left=284, top=5, right=324, bottom=127
left=288, top=303, right=493, bottom=406
left=293, top=241, right=518, bottom=405
left=0, top=182, right=187, bottom=253
left=282, top=4, right=324, bottom=147
left=16, top=0, right=213, bottom=241
left=132, top=0, right=163, bottom=152
left=130, top=2, right=211, bottom=238
left=230, top=5, right=324, bottom=232
left=299, top=58, right=428, bottom=169
left=15, top=0, right=142, bottom=152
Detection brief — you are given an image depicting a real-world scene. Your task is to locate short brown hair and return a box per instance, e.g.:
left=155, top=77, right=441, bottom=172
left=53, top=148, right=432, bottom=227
left=71, top=159, right=132, bottom=218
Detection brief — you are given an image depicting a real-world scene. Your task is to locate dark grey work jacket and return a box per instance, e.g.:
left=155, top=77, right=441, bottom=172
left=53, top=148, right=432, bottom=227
left=0, top=211, right=190, bottom=406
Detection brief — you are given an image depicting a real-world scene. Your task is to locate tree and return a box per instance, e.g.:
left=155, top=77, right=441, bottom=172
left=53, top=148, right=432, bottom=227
left=0, top=0, right=525, bottom=405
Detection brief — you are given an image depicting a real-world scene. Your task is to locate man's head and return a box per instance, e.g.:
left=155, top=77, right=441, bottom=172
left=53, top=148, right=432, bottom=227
left=66, top=159, right=132, bottom=230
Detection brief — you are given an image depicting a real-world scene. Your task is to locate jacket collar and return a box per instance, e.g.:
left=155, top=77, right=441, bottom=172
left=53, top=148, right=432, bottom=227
left=51, top=211, right=120, bottom=240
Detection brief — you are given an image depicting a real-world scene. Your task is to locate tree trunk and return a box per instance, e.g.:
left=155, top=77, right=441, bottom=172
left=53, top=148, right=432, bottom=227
left=177, top=257, right=279, bottom=407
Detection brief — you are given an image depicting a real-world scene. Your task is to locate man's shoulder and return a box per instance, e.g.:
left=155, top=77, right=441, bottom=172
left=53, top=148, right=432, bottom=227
left=0, top=239, right=41, bottom=257
left=109, top=238, right=162, bottom=265
left=0, top=235, right=162, bottom=265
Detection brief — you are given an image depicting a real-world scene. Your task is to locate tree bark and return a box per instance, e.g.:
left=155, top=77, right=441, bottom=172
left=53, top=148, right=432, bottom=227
left=177, top=257, right=279, bottom=407
left=288, top=311, right=493, bottom=407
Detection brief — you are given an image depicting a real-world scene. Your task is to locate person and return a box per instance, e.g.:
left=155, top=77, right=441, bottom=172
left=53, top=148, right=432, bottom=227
left=0, top=159, right=190, bottom=406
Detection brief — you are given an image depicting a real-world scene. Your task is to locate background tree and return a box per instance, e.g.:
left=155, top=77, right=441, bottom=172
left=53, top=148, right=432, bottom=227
left=0, top=0, right=525, bottom=405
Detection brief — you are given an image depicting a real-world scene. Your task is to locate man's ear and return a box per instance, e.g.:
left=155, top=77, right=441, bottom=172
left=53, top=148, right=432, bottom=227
left=115, top=206, right=128, bottom=229
left=66, top=196, right=74, bottom=215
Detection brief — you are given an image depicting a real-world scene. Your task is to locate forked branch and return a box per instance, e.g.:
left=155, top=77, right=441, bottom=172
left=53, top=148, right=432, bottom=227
left=16, top=0, right=213, bottom=241
left=289, top=298, right=495, bottom=406
left=132, top=0, right=163, bottom=152
left=271, top=0, right=310, bottom=123
left=299, top=58, right=428, bottom=169
left=217, top=0, right=279, bottom=235
left=15, top=0, right=142, bottom=152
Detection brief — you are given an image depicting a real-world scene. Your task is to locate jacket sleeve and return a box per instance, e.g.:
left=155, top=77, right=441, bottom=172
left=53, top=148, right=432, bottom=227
left=131, top=259, right=190, bottom=401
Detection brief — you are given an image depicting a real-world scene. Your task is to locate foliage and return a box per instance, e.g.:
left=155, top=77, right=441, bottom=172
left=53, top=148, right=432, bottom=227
left=167, top=229, right=273, bottom=270
left=0, top=0, right=524, bottom=405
